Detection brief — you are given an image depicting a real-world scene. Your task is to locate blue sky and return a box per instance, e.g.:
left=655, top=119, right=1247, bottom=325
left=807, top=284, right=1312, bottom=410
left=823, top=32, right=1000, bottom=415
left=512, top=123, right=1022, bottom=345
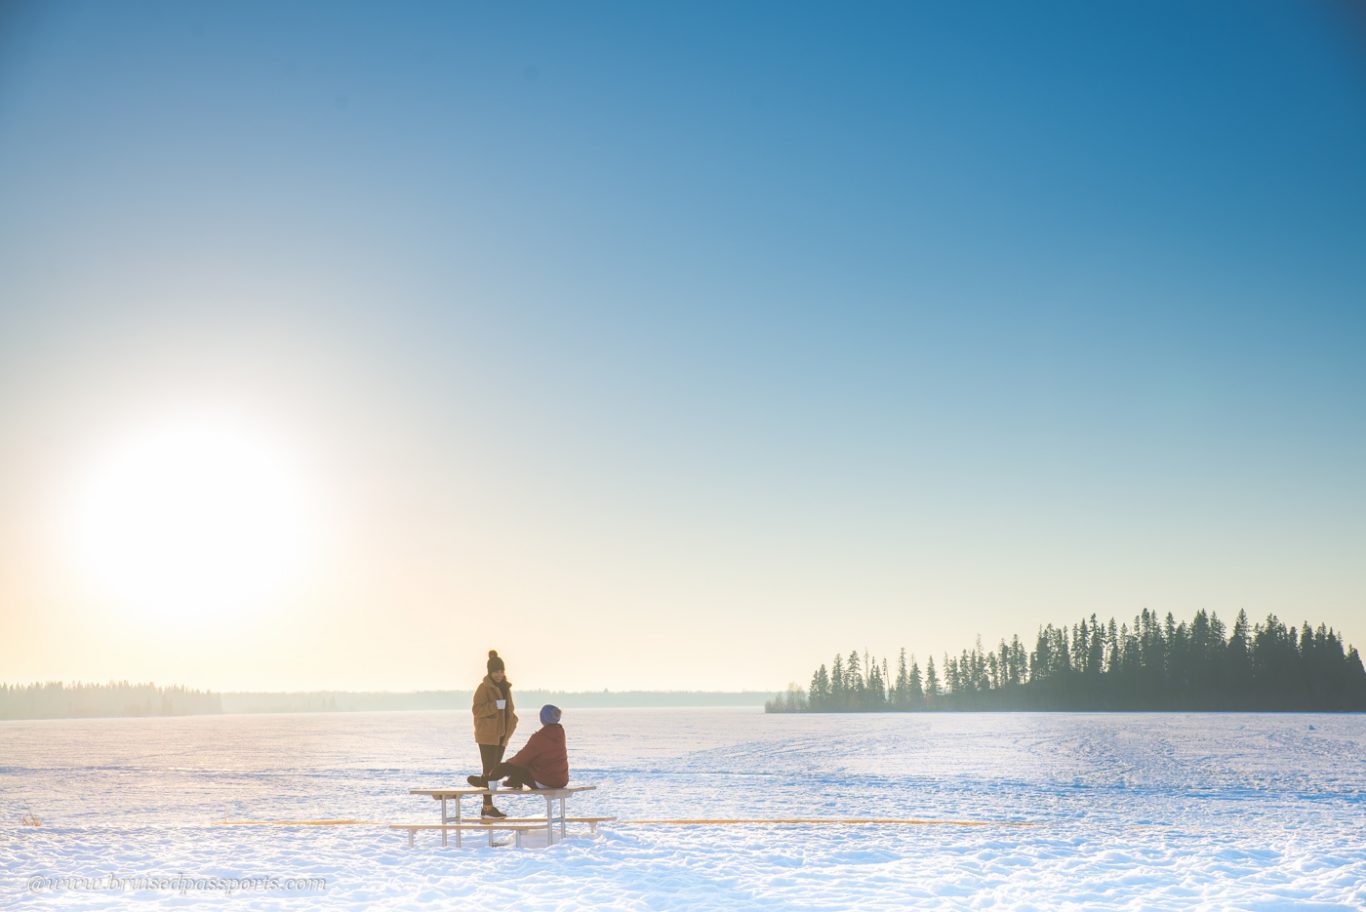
left=1, top=2, right=1364, bottom=690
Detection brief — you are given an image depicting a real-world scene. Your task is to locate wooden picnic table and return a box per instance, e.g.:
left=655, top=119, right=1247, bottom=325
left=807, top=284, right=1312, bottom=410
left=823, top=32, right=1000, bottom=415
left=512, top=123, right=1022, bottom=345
left=405, top=786, right=603, bottom=847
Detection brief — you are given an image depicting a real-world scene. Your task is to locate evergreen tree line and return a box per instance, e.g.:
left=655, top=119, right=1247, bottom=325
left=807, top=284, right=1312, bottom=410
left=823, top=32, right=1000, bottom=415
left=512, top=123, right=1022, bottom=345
left=1, top=683, right=772, bottom=718
left=765, top=609, right=1366, bottom=712
left=0, top=681, right=223, bottom=719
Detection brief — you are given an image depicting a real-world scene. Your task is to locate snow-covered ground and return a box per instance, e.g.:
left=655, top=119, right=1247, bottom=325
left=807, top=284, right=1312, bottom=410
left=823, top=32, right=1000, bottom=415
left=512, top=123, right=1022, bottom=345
left=2, top=708, right=1363, bottom=910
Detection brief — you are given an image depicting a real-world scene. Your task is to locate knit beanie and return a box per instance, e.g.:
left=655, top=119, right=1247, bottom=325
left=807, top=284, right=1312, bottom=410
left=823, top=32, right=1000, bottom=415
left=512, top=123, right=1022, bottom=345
left=540, top=704, right=561, bottom=725
left=487, top=650, right=505, bottom=674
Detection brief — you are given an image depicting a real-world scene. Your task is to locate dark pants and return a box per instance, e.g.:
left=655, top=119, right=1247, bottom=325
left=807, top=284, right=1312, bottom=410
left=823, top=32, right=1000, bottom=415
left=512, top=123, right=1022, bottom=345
left=478, top=743, right=504, bottom=804
left=487, top=761, right=537, bottom=789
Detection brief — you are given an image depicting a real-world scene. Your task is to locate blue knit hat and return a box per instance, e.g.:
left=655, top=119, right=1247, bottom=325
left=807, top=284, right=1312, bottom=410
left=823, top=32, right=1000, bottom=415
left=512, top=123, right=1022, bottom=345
left=540, top=704, right=562, bottom=725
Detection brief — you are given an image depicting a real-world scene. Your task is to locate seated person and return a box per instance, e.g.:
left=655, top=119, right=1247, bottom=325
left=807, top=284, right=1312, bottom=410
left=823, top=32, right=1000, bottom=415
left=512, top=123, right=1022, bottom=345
left=468, top=704, right=569, bottom=790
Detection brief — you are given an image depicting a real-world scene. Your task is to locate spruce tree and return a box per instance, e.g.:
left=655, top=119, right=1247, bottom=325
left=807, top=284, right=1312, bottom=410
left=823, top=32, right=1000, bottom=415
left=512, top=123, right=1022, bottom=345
left=845, top=651, right=863, bottom=709
left=894, top=649, right=910, bottom=708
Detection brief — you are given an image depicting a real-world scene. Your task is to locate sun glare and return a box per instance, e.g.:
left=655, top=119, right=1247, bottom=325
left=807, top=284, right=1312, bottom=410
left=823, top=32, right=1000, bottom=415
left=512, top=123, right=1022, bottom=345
left=62, top=417, right=316, bottom=625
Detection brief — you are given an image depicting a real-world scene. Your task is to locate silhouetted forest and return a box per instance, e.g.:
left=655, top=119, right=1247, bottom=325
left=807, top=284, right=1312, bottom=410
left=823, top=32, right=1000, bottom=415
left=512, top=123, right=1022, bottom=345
left=0, top=682, right=769, bottom=719
left=766, top=610, right=1366, bottom=712
left=0, top=681, right=223, bottom=719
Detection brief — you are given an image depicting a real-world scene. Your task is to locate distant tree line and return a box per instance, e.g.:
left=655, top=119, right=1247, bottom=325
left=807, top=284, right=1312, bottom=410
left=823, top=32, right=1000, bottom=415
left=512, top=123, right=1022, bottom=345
left=221, top=689, right=766, bottom=713
left=0, top=682, right=773, bottom=719
left=765, top=609, right=1366, bottom=712
left=0, top=681, right=223, bottom=719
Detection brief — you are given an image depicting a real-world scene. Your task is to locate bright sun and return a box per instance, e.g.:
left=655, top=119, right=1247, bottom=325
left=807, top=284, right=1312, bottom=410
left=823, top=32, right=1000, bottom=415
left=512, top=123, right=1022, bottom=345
left=63, top=417, right=315, bottom=624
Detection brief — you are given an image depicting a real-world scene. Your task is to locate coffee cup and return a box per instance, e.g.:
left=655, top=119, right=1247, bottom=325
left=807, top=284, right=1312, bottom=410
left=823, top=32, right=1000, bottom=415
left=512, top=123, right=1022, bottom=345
left=496, top=699, right=507, bottom=710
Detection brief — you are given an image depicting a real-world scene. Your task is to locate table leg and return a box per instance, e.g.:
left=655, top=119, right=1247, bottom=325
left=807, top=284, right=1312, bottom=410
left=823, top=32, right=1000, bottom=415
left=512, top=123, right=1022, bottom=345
left=544, top=795, right=554, bottom=845
left=560, top=797, right=567, bottom=839
left=441, top=797, right=448, bottom=847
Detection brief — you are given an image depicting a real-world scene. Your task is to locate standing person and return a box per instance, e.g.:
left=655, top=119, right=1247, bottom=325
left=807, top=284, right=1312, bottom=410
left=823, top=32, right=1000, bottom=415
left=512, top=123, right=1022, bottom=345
left=471, top=650, right=517, bottom=818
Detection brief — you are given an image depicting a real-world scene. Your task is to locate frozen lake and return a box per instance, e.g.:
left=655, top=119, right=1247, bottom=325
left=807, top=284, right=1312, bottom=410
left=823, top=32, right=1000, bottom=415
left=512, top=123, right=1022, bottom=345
left=3, top=709, right=1364, bottom=910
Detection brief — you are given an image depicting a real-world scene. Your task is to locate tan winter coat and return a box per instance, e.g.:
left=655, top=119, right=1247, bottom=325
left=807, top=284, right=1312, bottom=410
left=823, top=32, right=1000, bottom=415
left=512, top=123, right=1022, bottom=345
left=472, top=675, right=518, bottom=746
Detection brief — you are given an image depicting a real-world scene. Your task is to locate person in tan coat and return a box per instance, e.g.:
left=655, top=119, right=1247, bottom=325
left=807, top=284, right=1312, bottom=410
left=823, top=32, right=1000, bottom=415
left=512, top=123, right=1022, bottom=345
left=470, top=650, right=518, bottom=818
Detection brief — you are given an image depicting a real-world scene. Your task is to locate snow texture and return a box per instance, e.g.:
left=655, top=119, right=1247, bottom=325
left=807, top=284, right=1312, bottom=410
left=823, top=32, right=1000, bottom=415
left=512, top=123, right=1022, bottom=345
left=2, top=709, right=1364, bottom=910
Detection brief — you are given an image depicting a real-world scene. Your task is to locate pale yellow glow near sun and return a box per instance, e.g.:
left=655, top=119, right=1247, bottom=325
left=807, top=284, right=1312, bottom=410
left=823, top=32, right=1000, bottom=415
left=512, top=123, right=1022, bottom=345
left=60, top=416, right=317, bottom=626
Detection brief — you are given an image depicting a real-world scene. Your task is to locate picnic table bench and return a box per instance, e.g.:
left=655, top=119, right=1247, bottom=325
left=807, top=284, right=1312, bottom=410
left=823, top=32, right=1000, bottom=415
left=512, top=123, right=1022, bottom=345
left=389, top=821, right=586, bottom=849
left=400, top=786, right=611, bottom=847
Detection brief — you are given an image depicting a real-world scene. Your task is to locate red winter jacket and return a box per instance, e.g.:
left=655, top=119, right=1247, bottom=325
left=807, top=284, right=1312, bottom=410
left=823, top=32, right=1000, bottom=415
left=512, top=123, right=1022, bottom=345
left=507, top=723, right=569, bottom=788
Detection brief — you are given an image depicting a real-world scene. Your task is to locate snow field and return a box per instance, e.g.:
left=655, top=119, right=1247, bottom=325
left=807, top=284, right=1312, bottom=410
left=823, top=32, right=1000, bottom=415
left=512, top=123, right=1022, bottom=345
left=3, top=709, right=1363, bottom=910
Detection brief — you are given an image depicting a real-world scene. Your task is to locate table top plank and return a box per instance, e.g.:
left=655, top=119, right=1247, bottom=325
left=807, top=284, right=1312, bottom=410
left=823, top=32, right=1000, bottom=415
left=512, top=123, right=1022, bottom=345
left=388, top=822, right=550, bottom=832
left=410, top=786, right=596, bottom=798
